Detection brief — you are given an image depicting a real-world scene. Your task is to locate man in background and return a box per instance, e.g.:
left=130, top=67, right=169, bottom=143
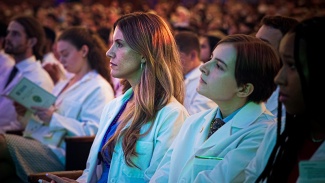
left=0, top=20, right=15, bottom=87
left=42, top=26, right=72, bottom=85
left=0, top=15, right=54, bottom=133
left=175, top=31, right=217, bottom=115
left=255, top=15, right=298, bottom=117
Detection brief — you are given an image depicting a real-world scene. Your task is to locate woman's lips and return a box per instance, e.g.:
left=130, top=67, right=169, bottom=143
left=199, top=77, right=207, bottom=84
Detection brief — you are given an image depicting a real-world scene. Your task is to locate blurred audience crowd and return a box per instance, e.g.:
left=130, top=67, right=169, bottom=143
left=1, top=0, right=324, bottom=40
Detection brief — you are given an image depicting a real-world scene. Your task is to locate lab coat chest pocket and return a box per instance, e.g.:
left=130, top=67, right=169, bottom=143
left=192, top=156, right=221, bottom=180
left=122, top=141, right=153, bottom=178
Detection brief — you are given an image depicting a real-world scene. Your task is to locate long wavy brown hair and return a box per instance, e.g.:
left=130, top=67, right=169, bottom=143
left=102, top=12, right=184, bottom=168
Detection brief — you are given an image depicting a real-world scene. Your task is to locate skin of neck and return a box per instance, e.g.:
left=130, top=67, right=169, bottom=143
left=217, top=98, right=248, bottom=119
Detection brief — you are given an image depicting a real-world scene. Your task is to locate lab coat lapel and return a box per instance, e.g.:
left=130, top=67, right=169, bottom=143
left=87, top=89, right=133, bottom=182
left=199, top=102, right=265, bottom=150
left=193, top=108, right=218, bottom=151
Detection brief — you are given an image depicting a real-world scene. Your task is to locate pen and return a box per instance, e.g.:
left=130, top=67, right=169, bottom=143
left=195, top=155, right=224, bottom=160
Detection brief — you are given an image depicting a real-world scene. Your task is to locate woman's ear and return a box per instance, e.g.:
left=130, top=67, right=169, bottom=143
left=81, top=45, right=89, bottom=57
left=237, top=83, right=254, bottom=98
left=141, top=56, right=146, bottom=64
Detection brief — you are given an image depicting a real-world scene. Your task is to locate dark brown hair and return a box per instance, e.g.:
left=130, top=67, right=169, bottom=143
left=58, top=26, right=114, bottom=89
left=11, top=15, right=45, bottom=60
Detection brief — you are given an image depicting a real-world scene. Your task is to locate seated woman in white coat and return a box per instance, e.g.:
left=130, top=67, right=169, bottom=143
left=0, top=26, right=115, bottom=182
left=150, top=34, right=281, bottom=183
left=42, top=12, right=189, bottom=183
left=245, top=16, right=325, bottom=183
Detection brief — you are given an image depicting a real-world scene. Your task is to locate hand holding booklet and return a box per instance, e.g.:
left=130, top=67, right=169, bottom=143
left=3, top=77, right=66, bottom=147
left=4, top=77, right=56, bottom=112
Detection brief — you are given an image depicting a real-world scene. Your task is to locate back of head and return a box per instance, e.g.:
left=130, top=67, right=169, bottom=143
left=217, top=34, right=280, bottom=103
left=261, top=15, right=299, bottom=35
left=292, top=16, right=325, bottom=119
left=174, top=31, right=200, bottom=56
left=113, top=11, right=184, bottom=104
left=11, top=15, right=46, bottom=61
left=58, top=26, right=113, bottom=87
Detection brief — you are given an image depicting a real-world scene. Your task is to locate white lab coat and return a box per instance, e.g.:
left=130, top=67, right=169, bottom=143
left=77, top=88, right=189, bottom=183
left=244, top=121, right=325, bottom=183
left=150, top=102, right=276, bottom=183
left=0, top=56, right=54, bottom=132
left=44, top=70, right=115, bottom=164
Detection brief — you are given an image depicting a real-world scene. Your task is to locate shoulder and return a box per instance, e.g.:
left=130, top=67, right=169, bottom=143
left=158, top=97, right=189, bottom=115
left=86, top=72, right=114, bottom=92
left=100, top=97, right=122, bottom=120
left=178, top=108, right=216, bottom=129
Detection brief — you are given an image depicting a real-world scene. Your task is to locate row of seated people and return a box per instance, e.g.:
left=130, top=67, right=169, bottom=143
left=0, top=11, right=324, bottom=183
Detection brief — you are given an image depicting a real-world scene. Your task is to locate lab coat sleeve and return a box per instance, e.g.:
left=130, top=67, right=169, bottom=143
left=244, top=123, right=278, bottom=183
left=144, top=104, right=189, bottom=181
left=149, top=135, right=177, bottom=183
left=49, top=86, right=114, bottom=136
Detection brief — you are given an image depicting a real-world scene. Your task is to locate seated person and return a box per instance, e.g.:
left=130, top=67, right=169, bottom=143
left=40, top=12, right=188, bottom=183
left=0, top=15, right=54, bottom=133
left=245, top=15, right=325, bottom=183
left=199, top=32, right=224, bottom=63
left=0, top=26, right=115, bottom=182
left=174, top=31, right=217, bottom=115
left=255, top=15, right=298, bottom=117
left=150, top=34, right=280, bottom=182
left=42, top=26, right=73, bottom=85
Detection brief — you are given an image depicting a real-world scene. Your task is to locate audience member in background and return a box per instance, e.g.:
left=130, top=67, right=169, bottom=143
left=0, top=26, right=115, bottom=183
left=42, top=12, right=60, bottom=33
left=42, top=12, right=188, bottom=183
left=174, top=31, right=217, bottom=115
left=171, top=5, right=192, bottom=32
left=0, top=21, right=15, bottom=106
left=0, top=20, right=14, bottom=77
left=0, top=15, right=54, bottom=133
left=199, top=32, right=224, bottom=63
left=150, top=34, right=281, bottom=183
left=255, top=15, right=298, bottom=117
left=42, top=26, right=72, bottom=84
left=245, top=16, right=325, bottom=183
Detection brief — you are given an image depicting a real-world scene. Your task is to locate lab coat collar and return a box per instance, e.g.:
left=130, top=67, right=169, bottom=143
left=199, top=102, right=266, bottom=149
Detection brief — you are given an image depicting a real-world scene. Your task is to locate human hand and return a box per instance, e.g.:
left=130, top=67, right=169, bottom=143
left=13, top=102, right=27, bottom=116
left=32, top=106, right=56, bottom=125
left=38, top=173, right=79, bottom=183
left=43, top=63, right=61, bottom=84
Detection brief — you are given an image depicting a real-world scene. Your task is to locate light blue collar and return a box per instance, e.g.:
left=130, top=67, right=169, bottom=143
left=216, top=104, right=246, bottom=123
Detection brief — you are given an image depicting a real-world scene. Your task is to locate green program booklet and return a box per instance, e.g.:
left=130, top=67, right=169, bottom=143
left=5, top=77, right=56, bottom=112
